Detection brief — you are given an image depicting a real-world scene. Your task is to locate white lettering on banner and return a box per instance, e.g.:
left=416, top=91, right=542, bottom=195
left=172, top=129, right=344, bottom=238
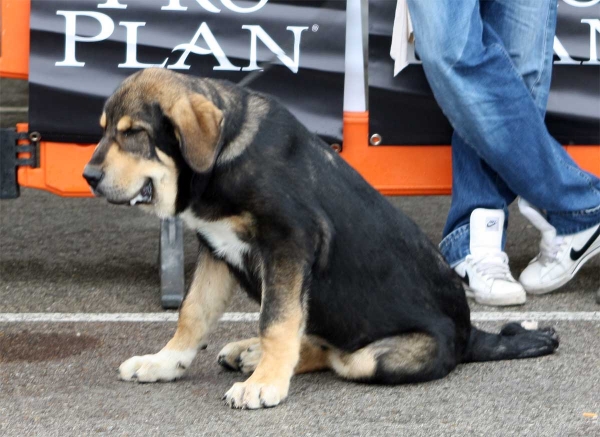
left=98, top=0, right=127, bottom=8
left=554, top=36, right=580, bottom=64
left=166, top=23, right=306, bottom=73
left=581, top=19, right=600, bottom=65
left=162, top=0, right=220, bottom=12
left=167, top=23, right=241, bottom=70
left=55, top=11, right=115, bottom=67
left=161, top=0, right=268, bottom=13
left=562, top=0, right=600, bottom=7
left=242, top=25, right=308, bottom=73
left=161, top=0, right=187, bottom=11
left=118, top=22, right=169, bottom=68
left=220, top=0, right=269, bottom=14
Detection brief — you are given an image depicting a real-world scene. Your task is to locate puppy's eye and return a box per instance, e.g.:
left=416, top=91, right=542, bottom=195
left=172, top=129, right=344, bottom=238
left=123, top=128, right=143, bottom=137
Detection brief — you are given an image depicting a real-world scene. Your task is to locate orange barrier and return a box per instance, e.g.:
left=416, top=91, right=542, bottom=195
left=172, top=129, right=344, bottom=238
left=15, top=124, right=95, bottom=197
left=342, top=112, right=600, bottom=195
left=3, top=0, right=600, bottom=197
left=14, top=118, right=600, bottom=197
left=0, top=0, right=30, bottom=79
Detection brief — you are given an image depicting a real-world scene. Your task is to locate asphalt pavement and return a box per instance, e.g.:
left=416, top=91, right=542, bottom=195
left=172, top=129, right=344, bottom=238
left=1, top=189, right=599, bottom=437
left=1, top=77, right=599, bottom=436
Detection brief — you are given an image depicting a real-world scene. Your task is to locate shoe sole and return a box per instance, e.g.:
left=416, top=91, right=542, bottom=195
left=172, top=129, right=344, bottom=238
left=464, top=286, right=526, bottom=306
left=523, top=244, right=600, bottom=295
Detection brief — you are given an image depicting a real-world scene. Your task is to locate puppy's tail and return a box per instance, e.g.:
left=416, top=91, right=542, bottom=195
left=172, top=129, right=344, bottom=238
left=462, top=322, right=559, bottom=363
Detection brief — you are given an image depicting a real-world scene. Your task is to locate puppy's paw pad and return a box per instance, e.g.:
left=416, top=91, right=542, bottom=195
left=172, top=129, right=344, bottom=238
left=224, top=382, right=246, bottom=409
left=119, top=356, right=147, bottom=381
left=217, top=340, right=260, bottom=372
left=224, top=382, right=283, bottom=410
left=520, top=321, right=539, bottom=331
left=217, top=353, right=239, bottom=371
left=239, top=348, right=261, bottom=374
left=119, top=350, right=195, bottom=383
left=256, top=384, right=280, bottom=408
left=539, top=328, right=559, bottom=348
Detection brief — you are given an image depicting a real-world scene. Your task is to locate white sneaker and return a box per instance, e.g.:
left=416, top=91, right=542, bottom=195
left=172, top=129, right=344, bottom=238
left=454, top=208, right=526, bottom=306
left=518, top=197, right=600, bottom=295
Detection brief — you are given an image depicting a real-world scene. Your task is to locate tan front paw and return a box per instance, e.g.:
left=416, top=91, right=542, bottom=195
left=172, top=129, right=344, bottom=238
left=217, top=338, right=261, bottom=374
left=223, top=380, right=288, bottom=409
left=118, top=349, right=196, bottom=382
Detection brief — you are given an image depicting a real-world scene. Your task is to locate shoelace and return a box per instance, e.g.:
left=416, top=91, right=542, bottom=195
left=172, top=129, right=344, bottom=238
left=538, top=236, right=567, bottom=266
left=467, top=252, right=513, bottom=282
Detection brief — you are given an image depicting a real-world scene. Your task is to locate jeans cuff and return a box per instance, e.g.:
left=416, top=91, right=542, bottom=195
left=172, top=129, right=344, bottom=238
left=439, top=224, right=470, bottom=268
left=547, top=204, right=600, bottom=235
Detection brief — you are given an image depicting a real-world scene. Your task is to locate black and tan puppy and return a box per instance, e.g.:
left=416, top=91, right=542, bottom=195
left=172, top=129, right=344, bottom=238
left=83, top=68, right=558, bottom=410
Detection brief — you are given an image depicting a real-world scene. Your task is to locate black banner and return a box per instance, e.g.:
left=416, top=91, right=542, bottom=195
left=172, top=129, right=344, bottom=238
left=29, top=0, right=346, bottom=144
left=369, top=0, right=600, bottom=145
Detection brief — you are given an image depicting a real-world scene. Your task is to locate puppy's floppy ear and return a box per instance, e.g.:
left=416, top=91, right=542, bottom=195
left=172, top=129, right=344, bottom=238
left=167, top=93, right=223, bottom=173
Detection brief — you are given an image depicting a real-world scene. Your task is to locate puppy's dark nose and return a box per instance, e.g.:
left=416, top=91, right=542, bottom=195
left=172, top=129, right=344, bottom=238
left=82, top=166, right=104, bottom=189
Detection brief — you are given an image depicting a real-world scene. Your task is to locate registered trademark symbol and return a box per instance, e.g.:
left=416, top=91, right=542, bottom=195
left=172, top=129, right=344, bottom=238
left=312, top=24, right=319, bottom=32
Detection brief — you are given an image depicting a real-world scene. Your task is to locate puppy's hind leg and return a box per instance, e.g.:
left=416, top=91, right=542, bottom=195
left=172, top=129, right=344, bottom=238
left=464, top=324, right=559, bottom=362
left=294, top=337, right=332, bottom=374
left=119, top=249, right=236, bottom=382
left=329, top=332, right=457, bottom=385
left=218, top=336, right=331, bottom=375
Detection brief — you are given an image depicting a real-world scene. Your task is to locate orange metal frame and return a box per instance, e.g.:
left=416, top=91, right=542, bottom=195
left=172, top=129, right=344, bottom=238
left=2, top=0, right=599, bottom=197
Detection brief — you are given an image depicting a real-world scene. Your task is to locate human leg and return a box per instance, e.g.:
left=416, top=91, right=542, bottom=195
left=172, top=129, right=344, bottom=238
left=407, top=0, right=600, bottom=298
left=442, top=0, right=558, bottom=262
left=480, top=0, right=600, bottom=294
left=407, top=0, right=600, bottom=235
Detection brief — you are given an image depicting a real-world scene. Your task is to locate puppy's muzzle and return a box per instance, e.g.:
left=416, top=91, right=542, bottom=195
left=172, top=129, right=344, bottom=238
left=83, top=165, right=104, bottom=191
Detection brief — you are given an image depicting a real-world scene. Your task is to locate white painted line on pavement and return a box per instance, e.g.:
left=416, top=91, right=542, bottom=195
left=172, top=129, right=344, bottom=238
left=0, top=107, right=28, bottom=112
left=0, top=312, right=598, bottom=323
left=470, top=312, right=600, bottom=322
left=0, top=313, right=179, bottom=323
left=0, top=312, right=258, bottom=323
left=221, top=312, right=260, bottom=322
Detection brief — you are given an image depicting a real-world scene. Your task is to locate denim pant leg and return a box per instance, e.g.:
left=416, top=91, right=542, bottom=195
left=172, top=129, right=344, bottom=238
left=441, top=0, right=555, bottom=265
left=441, top=132, right=515, bottom=266
left=481, top=0, right=557, bottom=114
left=407, top=0, right=600, bottom=266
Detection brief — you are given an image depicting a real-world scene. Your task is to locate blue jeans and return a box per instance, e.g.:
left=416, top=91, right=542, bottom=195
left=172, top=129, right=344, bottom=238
left=407, top=0, right=600, bottom=267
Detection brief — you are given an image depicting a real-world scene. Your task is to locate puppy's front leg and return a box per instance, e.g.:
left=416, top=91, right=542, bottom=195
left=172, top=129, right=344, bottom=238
left=224, top=259, right=305, bottom=409
left=119, top=249, right=236, bottom=382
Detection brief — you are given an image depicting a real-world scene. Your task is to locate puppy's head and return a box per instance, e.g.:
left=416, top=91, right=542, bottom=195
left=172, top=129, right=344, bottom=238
left=83, top=69, right=223, bottom=217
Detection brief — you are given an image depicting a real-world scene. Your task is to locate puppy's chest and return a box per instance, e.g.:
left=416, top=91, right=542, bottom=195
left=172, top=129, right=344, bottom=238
left=180, top=210, right=251, bottom=269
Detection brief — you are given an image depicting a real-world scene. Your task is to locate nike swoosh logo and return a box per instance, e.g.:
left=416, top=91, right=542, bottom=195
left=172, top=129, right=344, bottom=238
left=459, top=272, right=470, bottom=286
left=570, top=225, right=600, bottom=261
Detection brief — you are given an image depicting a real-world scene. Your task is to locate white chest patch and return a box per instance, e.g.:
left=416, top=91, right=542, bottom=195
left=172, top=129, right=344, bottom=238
left=180, top=210, right=251, bottom=269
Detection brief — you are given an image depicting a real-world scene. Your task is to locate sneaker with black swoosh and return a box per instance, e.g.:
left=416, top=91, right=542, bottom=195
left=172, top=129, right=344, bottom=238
left=453, top=208, right=526, bottom=306
left=518, top=197, right=600, bottom=295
